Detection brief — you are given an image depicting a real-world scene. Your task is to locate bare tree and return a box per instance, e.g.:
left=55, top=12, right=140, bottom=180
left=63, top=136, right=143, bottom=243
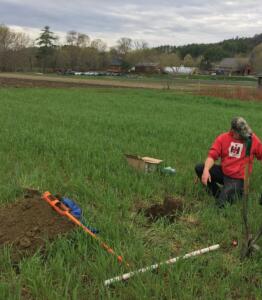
left=0, top=24, right=31, bottom=71
left=0, top=25, right=14, bottom=50
left=133, top=40, right=148, bottom=50
left=66, top=31, right=90, bottom=47
left=64, top=31, right=91, bottom=70
left=66, top=30, right=78, bottom=46
left=76, top=33, right=90, bottom=48
left=116, top=37, right=133, bottom=56
left=91, top=39, right=107, bottom=52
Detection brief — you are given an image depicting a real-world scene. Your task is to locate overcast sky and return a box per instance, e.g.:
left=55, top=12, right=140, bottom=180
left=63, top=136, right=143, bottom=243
left=1, top=0, right=262, bottom=48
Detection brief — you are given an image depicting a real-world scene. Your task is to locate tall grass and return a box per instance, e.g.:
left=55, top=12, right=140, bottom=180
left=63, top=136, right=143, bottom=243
left=0, top=88, right=261, bottom=299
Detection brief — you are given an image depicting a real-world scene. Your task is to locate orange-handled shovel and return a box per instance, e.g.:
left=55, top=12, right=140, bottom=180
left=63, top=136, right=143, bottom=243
left=42, top=191, right=128, bottom=266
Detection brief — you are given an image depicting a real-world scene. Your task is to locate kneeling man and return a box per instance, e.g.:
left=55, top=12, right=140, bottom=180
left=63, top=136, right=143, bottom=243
left=195, top=117, right=262, bottom=207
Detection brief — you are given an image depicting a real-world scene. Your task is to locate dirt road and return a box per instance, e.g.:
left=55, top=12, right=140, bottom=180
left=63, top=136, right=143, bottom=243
left=0, top=73, right=256, bottom=91
left=0, top=73, right=169, bottom=89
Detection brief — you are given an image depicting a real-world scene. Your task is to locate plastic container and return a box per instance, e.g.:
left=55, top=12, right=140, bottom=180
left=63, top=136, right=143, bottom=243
left=161, top=166, right=176, bottom=175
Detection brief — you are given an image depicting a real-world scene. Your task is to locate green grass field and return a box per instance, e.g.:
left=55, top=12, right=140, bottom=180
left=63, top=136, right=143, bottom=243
left=0, top=87, right=262, bottom=299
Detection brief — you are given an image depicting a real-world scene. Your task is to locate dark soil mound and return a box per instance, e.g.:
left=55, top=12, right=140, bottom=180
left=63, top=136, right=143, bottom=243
left=143, top=196, right=184, bottom=222
left=0, top=189, right=75, bottom=260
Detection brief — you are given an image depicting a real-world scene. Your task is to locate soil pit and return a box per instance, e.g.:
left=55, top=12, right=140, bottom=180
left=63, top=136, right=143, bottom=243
left=0, top=189, right=75, bottom=260
left=142, top=196, right=184, bottom=222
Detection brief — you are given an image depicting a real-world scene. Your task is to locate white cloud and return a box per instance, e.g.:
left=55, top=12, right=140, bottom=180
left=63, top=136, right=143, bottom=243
left=1, top=0, right=262, bottom=47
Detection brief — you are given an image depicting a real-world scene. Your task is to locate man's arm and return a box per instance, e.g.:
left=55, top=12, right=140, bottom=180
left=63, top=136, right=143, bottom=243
left=253, top=134, right=262, bottom=161
left=202, top=157, right=215, bottom=185
left=203, top=133, right=223, bottom=185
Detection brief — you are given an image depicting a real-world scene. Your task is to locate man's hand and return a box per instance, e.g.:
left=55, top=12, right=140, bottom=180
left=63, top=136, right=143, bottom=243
left=201, top=157, right=214, bottom=185
left=202, top=169, right=211, bottom=185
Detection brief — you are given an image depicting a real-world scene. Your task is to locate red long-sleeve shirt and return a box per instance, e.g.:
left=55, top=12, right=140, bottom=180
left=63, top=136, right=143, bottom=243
left=208, top=131, right=262, bottom=179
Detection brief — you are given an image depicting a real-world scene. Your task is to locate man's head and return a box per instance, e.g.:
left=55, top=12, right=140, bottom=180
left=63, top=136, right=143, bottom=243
left=231, top=117, right=252, bottom=140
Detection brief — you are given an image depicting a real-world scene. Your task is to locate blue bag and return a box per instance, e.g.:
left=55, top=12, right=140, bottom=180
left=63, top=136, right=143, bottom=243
left=61, top=197, right=99, bottom=234
left=61, top=197, right=82, bottom=219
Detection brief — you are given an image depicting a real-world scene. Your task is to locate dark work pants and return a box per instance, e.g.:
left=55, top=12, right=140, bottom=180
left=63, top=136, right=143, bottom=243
left=195, top=163, right=244, bottom=207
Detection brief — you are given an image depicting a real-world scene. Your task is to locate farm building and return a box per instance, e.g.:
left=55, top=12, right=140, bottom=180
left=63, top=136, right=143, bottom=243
left=217, top=58, right=251, bottom=75
left=163, top=65, right=197, bottom=75
left=107, top=58, right=124, bottom=73
left=135, top=63, right=160, bottom=74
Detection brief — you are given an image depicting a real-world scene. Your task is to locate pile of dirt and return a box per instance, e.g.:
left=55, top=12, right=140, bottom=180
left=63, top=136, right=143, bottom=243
left=143, top=196, right=184, bottom=222
left=0, top=189, right=75, bottom=260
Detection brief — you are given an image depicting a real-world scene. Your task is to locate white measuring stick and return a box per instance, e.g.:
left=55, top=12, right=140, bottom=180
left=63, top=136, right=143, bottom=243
left=104, top=244, right=220, bottom=286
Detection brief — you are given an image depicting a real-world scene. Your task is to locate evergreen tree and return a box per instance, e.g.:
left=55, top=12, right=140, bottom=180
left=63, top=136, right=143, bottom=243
left=36, top=26, right=57, bottom=72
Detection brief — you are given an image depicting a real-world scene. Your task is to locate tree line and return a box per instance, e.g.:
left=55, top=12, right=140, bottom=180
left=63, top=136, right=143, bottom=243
left=0, top=24, right=262, bottom=73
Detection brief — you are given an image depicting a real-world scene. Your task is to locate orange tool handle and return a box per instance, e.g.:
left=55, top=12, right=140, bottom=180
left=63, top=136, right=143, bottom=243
left=41, top=191, right=126, bottom=265
left=41, top=192, right=70, bottom=215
